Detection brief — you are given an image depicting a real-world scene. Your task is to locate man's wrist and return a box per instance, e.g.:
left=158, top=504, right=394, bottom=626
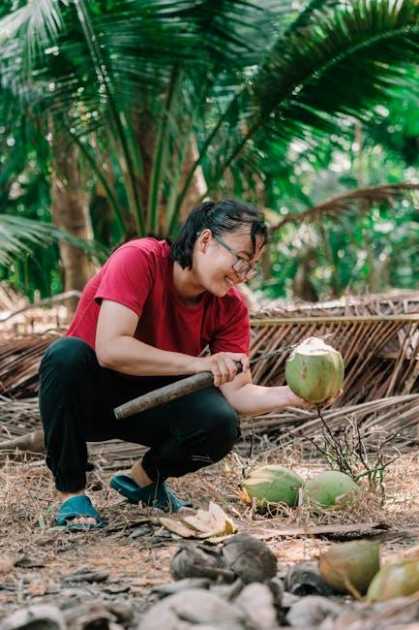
left=185, top=355, right=204, bottom=375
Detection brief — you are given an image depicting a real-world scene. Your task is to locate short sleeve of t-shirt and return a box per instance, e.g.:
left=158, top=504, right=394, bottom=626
left=94, top=245, right=154, bottom=317
left=210, top=292, right=250, bottom=355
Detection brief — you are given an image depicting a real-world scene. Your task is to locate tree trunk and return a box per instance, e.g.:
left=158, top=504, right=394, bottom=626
left=133, top=107, right=207, bottom=235
left=178, top=139, right=207, bottom=224
left=292, top=249, right=319, bottom=302
left=50, top=125, right=95, bottom=316
left=132, top=108, right=155, bottom=234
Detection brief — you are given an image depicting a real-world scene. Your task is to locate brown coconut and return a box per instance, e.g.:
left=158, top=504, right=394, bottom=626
left=319, top=540, right=380, bottom=595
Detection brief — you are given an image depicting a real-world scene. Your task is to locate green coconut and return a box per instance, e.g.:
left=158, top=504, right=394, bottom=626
left=242, top=465, right=304, bottom=507
left=367, top=559, right=419, bottom=602
left=319, top=540, right=380, bottom=595
left=285, top=337, right=344, bottom=404
left=304, top=471, right=359, bottom=508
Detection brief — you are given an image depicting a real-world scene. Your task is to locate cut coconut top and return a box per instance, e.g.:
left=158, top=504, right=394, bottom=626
left=291, top=337, right=337, bottom=356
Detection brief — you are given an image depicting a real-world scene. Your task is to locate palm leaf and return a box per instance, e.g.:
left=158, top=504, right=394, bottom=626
left=0, top=0, right=64, bottom=55
left=250, top=308, right=419, bottom=404
left=72, top=0, right=147, bottom=234
left=270, top=183, right=419, bottom=231
left=147, top=65, right=183, bottom=234
left=255, top=0, right=419, bottom=120
left=211, top=0, right=419, bottom=183
left=0, top=0, right=271, bottom=235
left=284, top=0, right=338, bottom=34
left=0, top=214, right=105, bottom=266
left=1, top=0, right=418, bottom=240
left=0, top=1, right=268, bottom=119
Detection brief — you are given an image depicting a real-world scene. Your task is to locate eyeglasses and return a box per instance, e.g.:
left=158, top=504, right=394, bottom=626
left=212, top=234, right=259, bottom=280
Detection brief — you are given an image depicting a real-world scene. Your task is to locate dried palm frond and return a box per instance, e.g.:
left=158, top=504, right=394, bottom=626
left=0, top=289, right=77, bottom=336
left=270, top=183, right=419, bottom=231
left=0, top=334, right=59, bottom=398
left=250, top=313, right=419, bottom=405
left=1, top=394, right=418, bottom=470
left=0, top=396, right=147, bottom=470
left=0, top=396, right=40, bottom=439
left=1, top=299, right=419, bottom=402
left=260, top=290, right=419, bottom=318
left=242, top=394, right=419, bottom=446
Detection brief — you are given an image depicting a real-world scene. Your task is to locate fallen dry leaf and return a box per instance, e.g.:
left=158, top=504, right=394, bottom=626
left=158, top=518, right=196, bottom=538
left=159, top=502, right=237, bottom=539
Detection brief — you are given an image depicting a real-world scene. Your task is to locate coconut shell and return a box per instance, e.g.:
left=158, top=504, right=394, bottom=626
left=285, top=337, right=344, bottom=403
left=171, top=543, right=222, bottom=580
left=222, top=534, right=277, bottom=583
left=367, top=559, right=419, bottom=602
left=0, top=605, right=65, bottom=630
left=319, top=540, right=380, bottom=595
left=304, top=471, right=359, bottom=508
left=242, top=465, right=303, bottom=507
left=137, top=588, right=246, bottom=630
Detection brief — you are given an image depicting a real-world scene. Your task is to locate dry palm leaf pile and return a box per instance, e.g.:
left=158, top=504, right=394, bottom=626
left=244, top=300, right=419, bottom=455
left=0, top=291, right=418, bottom=462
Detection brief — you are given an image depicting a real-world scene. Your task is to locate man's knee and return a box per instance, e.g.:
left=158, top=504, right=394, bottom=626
left=41, top=337, right=95, bottom=374
left=204, top=399, right=240, bottom=462
left=40, top=337, right=97, bottom=389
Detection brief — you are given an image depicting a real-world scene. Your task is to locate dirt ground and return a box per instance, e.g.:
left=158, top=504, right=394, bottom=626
left=1, top=446, right=419, bottom=625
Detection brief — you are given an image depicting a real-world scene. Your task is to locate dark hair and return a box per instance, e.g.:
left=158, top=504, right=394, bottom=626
left=171, top=199, right=268, bottom=269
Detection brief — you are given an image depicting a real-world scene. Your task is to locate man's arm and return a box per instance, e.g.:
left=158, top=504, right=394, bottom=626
left=96, top=300, right=201, bottom=376
left=95, top=300, right=248, bottom=382
left=220, top=370, right=307, bottom=415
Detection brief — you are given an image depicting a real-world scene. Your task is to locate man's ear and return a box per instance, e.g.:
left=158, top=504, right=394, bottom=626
left=197, top=228, right=212, bottom=253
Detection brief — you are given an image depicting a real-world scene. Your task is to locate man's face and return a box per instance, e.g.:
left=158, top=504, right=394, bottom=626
left=195, top=227, right=265, bottom=297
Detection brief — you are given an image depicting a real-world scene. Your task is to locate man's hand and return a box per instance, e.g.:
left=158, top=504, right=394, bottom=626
left=190, top=352, right=249, bottom=387
left=284, top=386, right=343, bottom=409
left=283, top=387, right=311, bottom=409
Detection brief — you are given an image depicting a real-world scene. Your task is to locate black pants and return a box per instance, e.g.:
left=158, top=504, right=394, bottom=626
left=38, top=337, right=240, bottom=493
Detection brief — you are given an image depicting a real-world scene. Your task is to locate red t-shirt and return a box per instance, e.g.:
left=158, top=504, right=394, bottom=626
left=67, top=238, right=250, bottom=361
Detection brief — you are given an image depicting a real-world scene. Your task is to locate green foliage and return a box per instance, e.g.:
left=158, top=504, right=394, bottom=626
left=0, top=0, right=418, bottom=300
left=261, top=143, right=419, bottom=300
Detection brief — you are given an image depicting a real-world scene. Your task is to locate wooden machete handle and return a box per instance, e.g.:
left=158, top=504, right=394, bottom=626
left=114, top=359, right=243, bottom=420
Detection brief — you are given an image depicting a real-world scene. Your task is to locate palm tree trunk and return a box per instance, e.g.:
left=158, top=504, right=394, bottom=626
left=50, top=125, right=94, bottom=315
left=133, top=108, right=206, bottom=235
left=132, top=108, right=155, bottom=234
left=178, top=139, right=207, bottom=223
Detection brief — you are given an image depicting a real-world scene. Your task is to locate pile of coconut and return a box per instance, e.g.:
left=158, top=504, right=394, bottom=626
left=240, top=465, right=359, bottom=512
left=241, top=337, right=351, bottom=512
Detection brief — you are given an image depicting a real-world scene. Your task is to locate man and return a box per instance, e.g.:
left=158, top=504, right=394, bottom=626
left=39, top=199, right=308, bottom=529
